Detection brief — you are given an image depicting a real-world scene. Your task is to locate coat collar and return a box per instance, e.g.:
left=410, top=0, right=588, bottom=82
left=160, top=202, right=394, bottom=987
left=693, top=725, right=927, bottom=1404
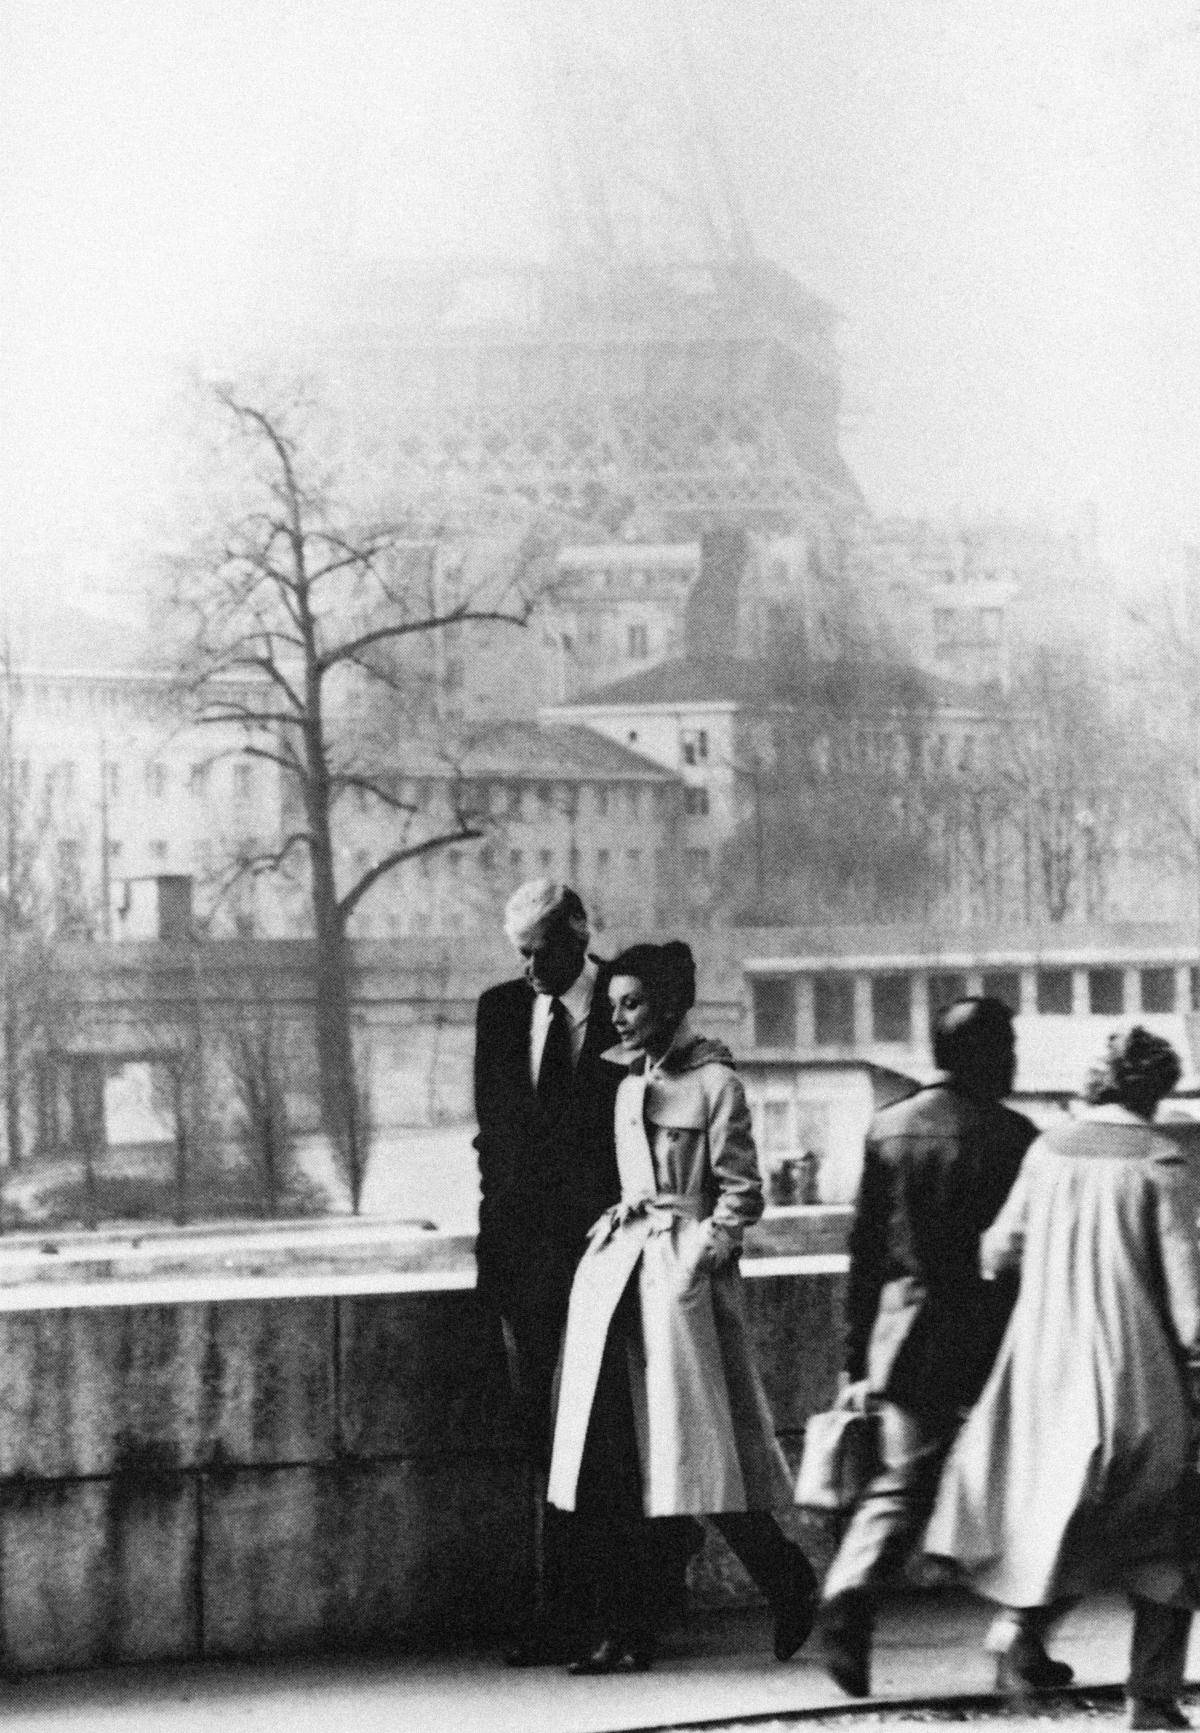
left=1078, top=1102, right=1157, bottom=1125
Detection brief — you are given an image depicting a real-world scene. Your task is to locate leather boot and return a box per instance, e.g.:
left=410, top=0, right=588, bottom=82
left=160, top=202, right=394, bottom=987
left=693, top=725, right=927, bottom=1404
left=818, top=1590, right=872, bottom=1697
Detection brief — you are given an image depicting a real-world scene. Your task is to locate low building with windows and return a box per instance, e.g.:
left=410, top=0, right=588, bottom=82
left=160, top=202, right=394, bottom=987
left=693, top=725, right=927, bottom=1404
left=735, top=922, right=1200, bottom=1207
left=543, top=654, right=779, bottom=925
left=3, top=606, right=286, bottom=939
left=292, top=719, right=685, bottom=940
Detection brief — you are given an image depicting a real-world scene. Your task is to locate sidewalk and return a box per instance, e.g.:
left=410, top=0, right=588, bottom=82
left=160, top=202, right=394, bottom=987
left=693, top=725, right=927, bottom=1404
left=0, top=1593, right=1193, bottom=1733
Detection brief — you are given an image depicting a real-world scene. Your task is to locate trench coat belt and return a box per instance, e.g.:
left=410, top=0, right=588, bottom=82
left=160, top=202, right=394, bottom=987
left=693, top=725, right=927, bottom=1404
left=587, top=1193, right=704, bottom=1249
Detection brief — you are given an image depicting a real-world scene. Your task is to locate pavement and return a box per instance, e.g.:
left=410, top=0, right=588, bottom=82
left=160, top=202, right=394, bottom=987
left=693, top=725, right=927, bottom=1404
left=0, top=1593, right=1196, bottom=1733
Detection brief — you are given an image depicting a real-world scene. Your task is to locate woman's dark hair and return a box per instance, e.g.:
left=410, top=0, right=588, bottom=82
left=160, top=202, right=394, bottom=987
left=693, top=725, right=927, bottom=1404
left=1084, top=1026, right=1182, bottom=1116
left=609, top=940, right=696, bottom=1023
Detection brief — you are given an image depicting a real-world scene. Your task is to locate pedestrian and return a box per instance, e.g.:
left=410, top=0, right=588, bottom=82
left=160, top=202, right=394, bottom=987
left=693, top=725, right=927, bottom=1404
left=473, top=880, right=623, bottom=1666
left=925, top=1027, right=1200, bottom=1731
left=547, top=940, right=818, bottom=1674
left=817, top=996, right=1037, bottom=1699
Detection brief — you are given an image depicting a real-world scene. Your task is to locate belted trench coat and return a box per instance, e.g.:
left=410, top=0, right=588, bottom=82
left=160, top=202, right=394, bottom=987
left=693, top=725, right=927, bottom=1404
left=547, top=1025, right=792, bottom=1518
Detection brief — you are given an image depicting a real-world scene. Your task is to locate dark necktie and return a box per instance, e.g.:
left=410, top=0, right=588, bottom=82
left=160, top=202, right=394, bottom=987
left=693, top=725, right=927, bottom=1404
left=536, top=997, right=574, bottom=1113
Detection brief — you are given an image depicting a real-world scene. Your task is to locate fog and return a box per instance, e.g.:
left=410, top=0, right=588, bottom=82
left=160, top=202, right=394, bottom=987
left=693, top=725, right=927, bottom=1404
left=4, top=0, right=1200, bottom=606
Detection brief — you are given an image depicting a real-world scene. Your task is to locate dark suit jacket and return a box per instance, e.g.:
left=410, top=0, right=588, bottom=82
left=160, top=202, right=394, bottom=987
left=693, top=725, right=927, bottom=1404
left=845, top=1081, right=1037, bottom=1413
left=473, top=960, right=622, bottom=1308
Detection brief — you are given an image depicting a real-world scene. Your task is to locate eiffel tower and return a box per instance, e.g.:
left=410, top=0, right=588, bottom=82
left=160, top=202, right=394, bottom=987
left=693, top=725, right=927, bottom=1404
left=328, top=1, right=862, bottom=538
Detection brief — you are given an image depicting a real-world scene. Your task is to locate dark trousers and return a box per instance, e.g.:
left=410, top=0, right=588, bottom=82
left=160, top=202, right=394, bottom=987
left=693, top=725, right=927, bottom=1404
left=822, top=1400, right=960, bottom=1607
left=495, top=1263, right=588, bottom=1638
left=576, top=1287, right=800, bottom=1640
left=997, top=1599, right=1193, bottom=1700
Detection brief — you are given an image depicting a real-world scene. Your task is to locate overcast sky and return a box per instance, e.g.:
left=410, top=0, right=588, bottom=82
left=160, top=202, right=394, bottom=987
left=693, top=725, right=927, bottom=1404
left=4, top=0, right=1199, bottom=606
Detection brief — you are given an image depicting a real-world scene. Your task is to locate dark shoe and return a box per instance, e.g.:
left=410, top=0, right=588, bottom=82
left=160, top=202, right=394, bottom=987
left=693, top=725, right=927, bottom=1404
left=994, top=1635, right=1075, bottom=1696
left=568, top=1633, right=656, bottom=1675
left=1128, top=1700, right=1192, bottom=1730
left=771, top=1547, right=819, bottom=1661
left=818, top=1593, right=872, bottom=1697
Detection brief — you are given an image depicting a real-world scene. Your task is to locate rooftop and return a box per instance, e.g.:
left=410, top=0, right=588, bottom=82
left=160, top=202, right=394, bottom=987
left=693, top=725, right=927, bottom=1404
left=382, top=719, right=678, bottom=781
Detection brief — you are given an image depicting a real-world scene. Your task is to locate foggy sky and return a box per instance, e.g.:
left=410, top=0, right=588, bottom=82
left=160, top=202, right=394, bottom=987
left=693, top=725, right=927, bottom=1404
left=4, top=0, right=1199, bottom=604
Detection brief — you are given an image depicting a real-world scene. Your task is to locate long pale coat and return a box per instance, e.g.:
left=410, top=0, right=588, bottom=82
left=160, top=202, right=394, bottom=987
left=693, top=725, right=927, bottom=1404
left=925, top=1106, right=1200, bottom=1607
left=548, top=1026, right=792, bottom=1518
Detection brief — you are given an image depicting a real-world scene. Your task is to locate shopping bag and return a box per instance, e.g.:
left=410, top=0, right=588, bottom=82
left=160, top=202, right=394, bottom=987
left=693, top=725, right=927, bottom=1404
left=793, top=1384, right=878, bottom=1513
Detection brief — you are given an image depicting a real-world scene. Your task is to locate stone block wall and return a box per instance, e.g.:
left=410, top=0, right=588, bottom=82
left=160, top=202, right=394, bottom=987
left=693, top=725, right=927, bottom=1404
left=0, top=1265, right=844, bottom=1673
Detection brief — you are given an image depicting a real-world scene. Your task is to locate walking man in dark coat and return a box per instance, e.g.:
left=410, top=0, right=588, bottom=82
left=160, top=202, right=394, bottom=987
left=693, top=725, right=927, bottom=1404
left=817, top=996, right=1039, bottom=1699
left=474, top=879, right=623, bottom=1664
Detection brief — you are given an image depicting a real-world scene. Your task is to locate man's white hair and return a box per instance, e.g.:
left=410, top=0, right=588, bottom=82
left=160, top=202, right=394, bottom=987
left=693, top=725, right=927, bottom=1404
left=503, top=879, right=589, bottom=949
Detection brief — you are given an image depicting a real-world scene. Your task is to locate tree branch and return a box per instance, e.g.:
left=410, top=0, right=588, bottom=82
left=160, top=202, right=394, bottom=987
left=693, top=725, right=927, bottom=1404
left=338, top=825, right=483, bottom=922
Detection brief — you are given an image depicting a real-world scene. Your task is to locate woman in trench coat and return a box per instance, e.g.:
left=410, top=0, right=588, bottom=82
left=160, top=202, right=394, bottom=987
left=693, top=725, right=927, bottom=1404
left=547, top=940, right=817, bottom=1673
left=925, top=1027, right=1200, bottom=1730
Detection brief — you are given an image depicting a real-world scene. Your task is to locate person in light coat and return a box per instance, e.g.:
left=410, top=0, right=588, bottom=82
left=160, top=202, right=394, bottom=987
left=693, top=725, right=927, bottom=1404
left=547, top=940, right=818, bottom=1673
left=925, top=1027, right=1200, bottom=1731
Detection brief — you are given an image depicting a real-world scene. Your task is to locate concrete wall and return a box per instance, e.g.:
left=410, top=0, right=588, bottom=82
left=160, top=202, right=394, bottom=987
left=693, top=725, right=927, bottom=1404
left=0, top=1262, right=844, bottom=1674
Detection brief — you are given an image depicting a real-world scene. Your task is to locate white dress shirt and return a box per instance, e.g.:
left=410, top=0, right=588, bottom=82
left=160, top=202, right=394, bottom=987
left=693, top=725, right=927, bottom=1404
left=529, top=956, right=599, bottom=1087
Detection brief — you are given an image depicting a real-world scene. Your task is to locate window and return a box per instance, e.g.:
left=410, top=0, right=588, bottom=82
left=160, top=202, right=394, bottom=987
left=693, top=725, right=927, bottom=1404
left=627, top=622, right=649, bottom=658
left=929, top=971, right=967, bottom=1015
left=980, top=608, right=1003, bottom=642
left=982, top=970, right=1021, bottom=1013
left=685, top=847, right=710, bottom=877
left=56, top=761, right=77, bottom=800
left=625, top=849, right=642, bottom=874
left=538, top=849, right=553, bottom=871
left=104, top=762, right=120, bottom=800
left=684, top=786, right=709, bottom=816
left=596, top=848, right=610, bottom=876
left=682, top=740, right=697, bottom=766
left=479, top=846, right=495, bottom=873
left=188, top=762, right=209, bottom=797
left=150, top=840, right=168, bottom=863
left=871, top=974, right=911, bottom=1043
left=1037, top=969, right=1073, bottom=1015
left=1141, top=967, right=1176, bottom=1014
left=752, top=977, right=796, bottom=1048
left=537, top=783, right=554, bottom=817
left=626, top=787, right=641, bottom=820
left=509, top=849, right=523, bottom=875
left=1088, top=968, right=1124, bottom=1015
left=108, top=840, right=122, bottom=861
left=145, top=761, right=167, bottom=800
left=594, top=785, right=609, bottom=819
left=814, top=974, right=854, bottom=1046
left=507, top=786, right=524, bottom=821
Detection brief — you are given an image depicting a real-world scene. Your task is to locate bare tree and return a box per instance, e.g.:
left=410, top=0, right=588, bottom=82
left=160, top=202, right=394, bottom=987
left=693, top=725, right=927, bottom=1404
left=1127, top=576, right=1200, bottom=935
left=990, top=647, right=1131, bottom=925
left=0, top=642, right=78, bottom=1182
left=168, top=385, right=550, bottom=1209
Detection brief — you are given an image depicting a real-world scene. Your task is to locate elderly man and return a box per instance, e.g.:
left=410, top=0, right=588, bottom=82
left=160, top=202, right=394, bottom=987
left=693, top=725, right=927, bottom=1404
left=817, top=997, right=1039, bottom=1699
left=474, top=880, right=624, bottom=1664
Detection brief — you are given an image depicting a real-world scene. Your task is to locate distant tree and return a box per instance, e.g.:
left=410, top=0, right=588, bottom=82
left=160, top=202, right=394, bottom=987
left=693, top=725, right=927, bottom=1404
left=0, top=644, right=76, bottom=1179
left=167, top=384, right=552, bottom=1210
left=718, top=636, right=950, bottom=924
left=990, top=647, right=1132, bottom=924
left=1126, top=573, right=1200, bottom=933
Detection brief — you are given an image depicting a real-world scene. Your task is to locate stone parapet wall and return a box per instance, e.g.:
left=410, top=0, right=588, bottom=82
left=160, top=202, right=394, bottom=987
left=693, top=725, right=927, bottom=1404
left=0, top=1261, right=844, bottom=1673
